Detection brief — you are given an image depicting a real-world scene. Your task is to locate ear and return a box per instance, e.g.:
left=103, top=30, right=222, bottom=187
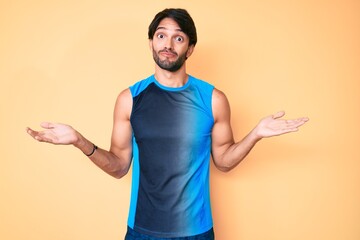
left=149, top=39, right=153, bottom=51
left=186, top=45, right=195, bottom=59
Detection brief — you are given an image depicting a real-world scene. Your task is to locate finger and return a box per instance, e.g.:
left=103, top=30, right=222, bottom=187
left=285, top=117, right=309, bottom=127
left=26, top=128, right=42, bottom=140
left=301, top=117, right=310, bottom=122
left=26, top=127, right=39, bottom=138
left=26, top=127, right=31, bottom=134
left=26, top=127, right=52, bottom=142
left=35, top=135, right=54, bottom=143
left=34, top=130, right=57, bottom=143
left=40, top=122, right=55, bottom=129
left=272, top=111, right=285, bottom=119
left=283, top=128, right=299, bottom=134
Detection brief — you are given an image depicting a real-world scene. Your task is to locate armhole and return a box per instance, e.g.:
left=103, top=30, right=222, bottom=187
left=210, top=87, right=215, bottom=124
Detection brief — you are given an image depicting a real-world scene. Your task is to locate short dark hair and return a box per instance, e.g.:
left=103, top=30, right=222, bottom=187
left=148, top=8, right=197, bottom=46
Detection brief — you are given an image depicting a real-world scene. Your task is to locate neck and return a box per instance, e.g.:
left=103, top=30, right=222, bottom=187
left=154, top=64, right=188, bottom=88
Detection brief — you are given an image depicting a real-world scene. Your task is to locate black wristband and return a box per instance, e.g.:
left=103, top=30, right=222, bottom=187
left=86, top=144, right=98, bottom=157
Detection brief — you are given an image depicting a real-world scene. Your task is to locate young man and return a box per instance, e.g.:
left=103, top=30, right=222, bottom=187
left=27, top=8, right=308, bottom=240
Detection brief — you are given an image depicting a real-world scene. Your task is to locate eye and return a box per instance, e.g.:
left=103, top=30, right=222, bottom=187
left=175, top=36, right=184, bottom=42
left=157, top=34, right=165, bottom=39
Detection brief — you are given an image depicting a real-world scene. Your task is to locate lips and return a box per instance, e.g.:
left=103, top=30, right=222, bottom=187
left=159, top=50, right=177, bottom=57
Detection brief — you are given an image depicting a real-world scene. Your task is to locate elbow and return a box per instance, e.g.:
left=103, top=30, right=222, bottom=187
left=107, top=153, right=132, bottom=179
left=112, top=172, right=124, bottom=179
left=215, top=165, right=233, bottom=173
left=112, top=167, right=130, bottom=179
left=213, top=161, right=235, bottom=173
left=110, top=164, right=131, bottom=179
left=213, top=155, right=242, bottom=172
left=112, top=171, right=127, bottom=179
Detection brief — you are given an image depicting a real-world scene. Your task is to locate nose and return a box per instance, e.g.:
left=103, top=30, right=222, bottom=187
left=164, top=37, right=173, bottom=50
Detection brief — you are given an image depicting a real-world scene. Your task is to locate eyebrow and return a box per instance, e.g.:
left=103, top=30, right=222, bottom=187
left=155, top=26, right=183, bottom=32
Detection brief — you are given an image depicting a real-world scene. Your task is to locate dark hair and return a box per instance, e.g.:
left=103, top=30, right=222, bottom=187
left=148, top=8, right=197, bottom=46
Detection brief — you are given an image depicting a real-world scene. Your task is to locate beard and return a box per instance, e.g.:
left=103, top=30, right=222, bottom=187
left=152, top=48, right=187, bottom=72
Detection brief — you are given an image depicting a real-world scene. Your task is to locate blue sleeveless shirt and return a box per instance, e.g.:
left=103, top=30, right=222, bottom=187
left=128, top=75, right=214, bottom=238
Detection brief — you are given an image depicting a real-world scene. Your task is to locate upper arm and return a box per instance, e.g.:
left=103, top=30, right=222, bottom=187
left=110, top=88, right=133, bottom=169
left=211, top=88, right=235, bottom=166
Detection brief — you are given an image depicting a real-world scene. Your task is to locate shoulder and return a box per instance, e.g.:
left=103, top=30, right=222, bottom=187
left=117, top=88, right=132, bottom=102
left=129, top=75, right=155, bottom=97
left=212, top=88, right=227, bottom=100
left=114, top=88, right=132, bottom=120
left=212, top=88, right=231, bottom=122
left=212, top=88, right=229, bottom=106
left=190, top=75, right=214, bottom=90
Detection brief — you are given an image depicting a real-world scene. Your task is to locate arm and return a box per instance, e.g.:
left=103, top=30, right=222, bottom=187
left=26, top=88, right=133, bottom=179
left=211, top=89, right=309, bottom=172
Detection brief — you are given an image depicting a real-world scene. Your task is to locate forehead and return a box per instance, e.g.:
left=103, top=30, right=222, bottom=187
left=156, top=17, right=183, bottom=33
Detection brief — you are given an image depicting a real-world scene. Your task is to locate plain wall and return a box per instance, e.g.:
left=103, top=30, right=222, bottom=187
left=1, top=0, right=359, bottom=239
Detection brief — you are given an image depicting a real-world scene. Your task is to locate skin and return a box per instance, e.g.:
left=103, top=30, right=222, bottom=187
left=26, top=17, right=309, bottom=177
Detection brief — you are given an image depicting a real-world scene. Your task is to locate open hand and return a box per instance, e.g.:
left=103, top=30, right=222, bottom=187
left=26, top=122, right=79, bottom=145
left=254, top=111, right=309, bottom=138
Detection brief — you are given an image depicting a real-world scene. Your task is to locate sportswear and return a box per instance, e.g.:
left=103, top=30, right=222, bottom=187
left=128, top=75, right=214, bottom=238
left=125, top=226, right=215, bottom=240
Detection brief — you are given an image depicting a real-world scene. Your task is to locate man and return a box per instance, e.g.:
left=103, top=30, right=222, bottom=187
left=27, top=8, right=308, bottom=240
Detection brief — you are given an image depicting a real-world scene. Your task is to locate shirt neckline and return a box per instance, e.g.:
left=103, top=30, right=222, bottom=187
left=153, top=75, right=193, bottom=92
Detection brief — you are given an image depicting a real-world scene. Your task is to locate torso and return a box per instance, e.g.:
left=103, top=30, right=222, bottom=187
left=127, top=74, right=214, bottom=238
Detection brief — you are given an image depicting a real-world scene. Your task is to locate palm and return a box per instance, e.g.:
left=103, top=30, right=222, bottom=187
left=26, top=122, right=78, bottom=145
left=255, top=111, right=308, bottom=138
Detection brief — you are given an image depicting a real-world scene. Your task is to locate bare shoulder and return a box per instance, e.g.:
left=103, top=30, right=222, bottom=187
left=114, top=88, right=133, bottom=120
left=212, top=88, right=229, bottom=106
left=212, top=88, right=231, bottom=122
left=117, top=88, right=132, bottom=102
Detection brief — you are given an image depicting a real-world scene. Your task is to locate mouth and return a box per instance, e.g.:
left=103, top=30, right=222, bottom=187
left=159, top=49, right=177, bottom=58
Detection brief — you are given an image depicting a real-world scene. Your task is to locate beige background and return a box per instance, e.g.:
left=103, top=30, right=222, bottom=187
left=1, top=0, right=359, bottom=239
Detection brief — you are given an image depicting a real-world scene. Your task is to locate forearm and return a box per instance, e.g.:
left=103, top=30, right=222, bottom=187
left=74, top=132, right=131, bottom=179
left=215, top=128, right=262, bottom=172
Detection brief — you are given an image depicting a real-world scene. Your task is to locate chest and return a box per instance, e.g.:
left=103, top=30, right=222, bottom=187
left=130, top=84, right=213, bottom=142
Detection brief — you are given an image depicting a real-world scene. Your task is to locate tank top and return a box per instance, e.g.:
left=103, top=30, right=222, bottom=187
left=128, top=74, right=214, bottom=238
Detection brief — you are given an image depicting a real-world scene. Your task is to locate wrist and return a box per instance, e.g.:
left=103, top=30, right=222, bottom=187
left=250, top=127, right=263, bottom=142
left=73, top=131, right=86, bottom=149
left=73, top=132, right=97, bottom=157
left=85, top=144, right=98, bottom=157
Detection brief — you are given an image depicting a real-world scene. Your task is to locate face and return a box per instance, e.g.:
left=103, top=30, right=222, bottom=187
left=150, top=18, right=194, bottom=72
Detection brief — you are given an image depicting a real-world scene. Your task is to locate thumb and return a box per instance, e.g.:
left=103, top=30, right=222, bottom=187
left=272, top=111, right=285, bottom=119
left=40, top=122, right=55, bottom=129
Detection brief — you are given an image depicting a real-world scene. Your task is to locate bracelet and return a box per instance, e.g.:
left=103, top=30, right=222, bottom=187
left=85, top=143, right=98, bottom=157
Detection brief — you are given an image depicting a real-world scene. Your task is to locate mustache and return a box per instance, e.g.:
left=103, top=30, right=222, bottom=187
left=159, top=48, right=178, bottom=56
